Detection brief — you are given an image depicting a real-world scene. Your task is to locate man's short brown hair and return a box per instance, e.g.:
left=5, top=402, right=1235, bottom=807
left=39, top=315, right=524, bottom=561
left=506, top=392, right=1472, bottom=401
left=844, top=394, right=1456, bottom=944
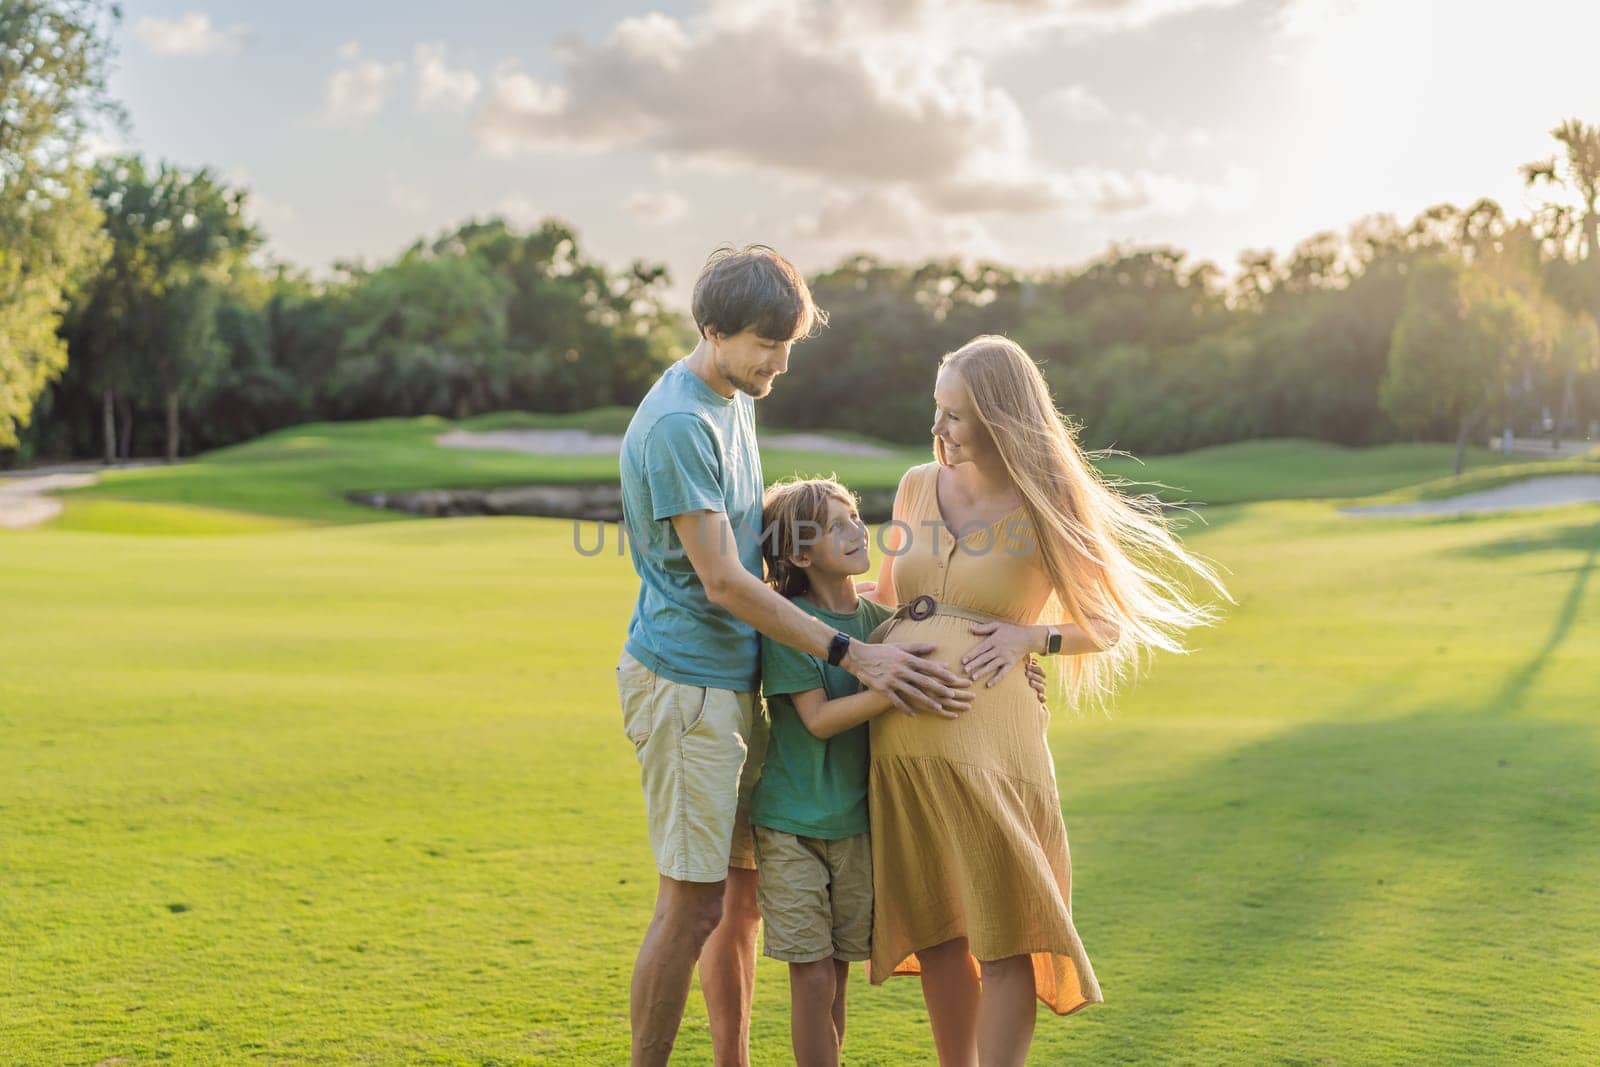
left=692, top=244, right=827, bottom=342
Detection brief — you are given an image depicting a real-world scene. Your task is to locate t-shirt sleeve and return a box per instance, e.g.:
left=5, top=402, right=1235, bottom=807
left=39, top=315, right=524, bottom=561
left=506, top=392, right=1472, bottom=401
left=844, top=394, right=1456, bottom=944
left=643, top=413, right=725, bottom=521
left=761, top=633, right=827, bottom=698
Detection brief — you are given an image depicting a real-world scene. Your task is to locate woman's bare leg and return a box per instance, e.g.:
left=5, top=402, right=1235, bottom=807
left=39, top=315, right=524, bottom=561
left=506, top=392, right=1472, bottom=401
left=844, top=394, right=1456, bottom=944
left=917, top=938, right=980, bottom=1067
left=976, top=955, right=1036, bottom=1067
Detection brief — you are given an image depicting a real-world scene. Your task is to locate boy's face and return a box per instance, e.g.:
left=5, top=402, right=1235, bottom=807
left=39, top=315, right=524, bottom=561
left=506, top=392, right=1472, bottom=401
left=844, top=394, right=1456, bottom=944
left=707, top=327, right=794, bottom=399
left=796, top=495, right=871, bottom=579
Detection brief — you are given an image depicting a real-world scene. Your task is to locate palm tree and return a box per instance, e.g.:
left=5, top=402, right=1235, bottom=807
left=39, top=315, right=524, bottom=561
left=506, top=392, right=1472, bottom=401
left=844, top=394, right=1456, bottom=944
left=1521, top=119, right=1600, bottom=449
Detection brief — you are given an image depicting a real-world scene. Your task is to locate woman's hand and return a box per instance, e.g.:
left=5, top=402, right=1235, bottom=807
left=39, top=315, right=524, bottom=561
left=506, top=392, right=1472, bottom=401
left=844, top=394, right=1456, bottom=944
left=961, top=621, right=1041, bottom=688
left=1024, top=656, right=1049, bottom=706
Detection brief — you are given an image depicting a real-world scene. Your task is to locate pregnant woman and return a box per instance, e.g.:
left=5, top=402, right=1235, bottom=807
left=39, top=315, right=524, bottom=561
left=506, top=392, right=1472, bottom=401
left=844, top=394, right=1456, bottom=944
left=867, top=336, right=1227, bottom=1066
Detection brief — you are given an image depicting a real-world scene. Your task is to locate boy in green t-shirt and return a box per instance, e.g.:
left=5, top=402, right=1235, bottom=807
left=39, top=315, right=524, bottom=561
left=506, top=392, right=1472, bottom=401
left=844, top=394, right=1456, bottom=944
left=752, top=476, right=1053, bottom=1063
left=749, top=477, right=958, bottom=1066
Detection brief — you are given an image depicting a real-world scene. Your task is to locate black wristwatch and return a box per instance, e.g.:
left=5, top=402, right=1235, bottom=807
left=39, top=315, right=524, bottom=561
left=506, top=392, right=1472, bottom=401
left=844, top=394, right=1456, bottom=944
left=826, top=631, right=852, bottom=667
left=1045, top=626, right=1063, bottom=656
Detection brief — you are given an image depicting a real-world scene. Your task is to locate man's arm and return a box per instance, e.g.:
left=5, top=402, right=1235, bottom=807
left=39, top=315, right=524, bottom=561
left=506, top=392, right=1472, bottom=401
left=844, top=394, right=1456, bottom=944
left=670, top=509, right=972, bottom=715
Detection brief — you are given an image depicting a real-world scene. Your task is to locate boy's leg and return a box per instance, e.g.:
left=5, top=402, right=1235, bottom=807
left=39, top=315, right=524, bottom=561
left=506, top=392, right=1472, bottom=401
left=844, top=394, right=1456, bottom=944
left=754, top=828, right=837, bottom=1067
left=788, top=959, right=842, bottom=1067
left=698, top=865, right=761, bottom=1067
left=824, top=832, right=872, bottom=1052
left=830, top=958, right=850, bottom=1046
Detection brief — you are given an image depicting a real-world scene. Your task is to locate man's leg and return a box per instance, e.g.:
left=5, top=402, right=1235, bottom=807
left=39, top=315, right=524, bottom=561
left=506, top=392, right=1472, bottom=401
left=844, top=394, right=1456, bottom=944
left=630, top=875, right=727, bottom=1067
left=697, top=864, right=761, bottom=1067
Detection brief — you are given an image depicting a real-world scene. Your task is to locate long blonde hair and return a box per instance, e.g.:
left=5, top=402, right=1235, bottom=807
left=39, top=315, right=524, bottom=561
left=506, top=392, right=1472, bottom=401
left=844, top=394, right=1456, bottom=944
left=938, top=335, right=1230, bottom=710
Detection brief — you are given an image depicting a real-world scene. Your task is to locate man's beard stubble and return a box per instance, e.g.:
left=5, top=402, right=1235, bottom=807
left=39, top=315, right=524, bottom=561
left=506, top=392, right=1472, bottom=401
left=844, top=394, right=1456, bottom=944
left=715, top=354, right=773, bottom=398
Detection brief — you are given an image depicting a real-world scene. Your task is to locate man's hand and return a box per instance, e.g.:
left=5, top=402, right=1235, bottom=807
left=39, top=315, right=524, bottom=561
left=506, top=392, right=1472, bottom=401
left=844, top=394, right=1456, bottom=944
left=842, top=640, right=973, bottom=716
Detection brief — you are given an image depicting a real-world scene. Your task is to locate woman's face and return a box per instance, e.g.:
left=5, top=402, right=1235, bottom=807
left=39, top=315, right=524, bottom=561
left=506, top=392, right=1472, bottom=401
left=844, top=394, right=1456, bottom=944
left=931, top=369, right=991, bottom=467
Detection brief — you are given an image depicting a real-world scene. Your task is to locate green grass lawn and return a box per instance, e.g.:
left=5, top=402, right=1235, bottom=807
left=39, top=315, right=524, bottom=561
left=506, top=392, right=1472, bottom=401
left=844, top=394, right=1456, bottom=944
left=4, top=445, right=1599, bottom=1062
left=57, top=411, right=1589, bottom=527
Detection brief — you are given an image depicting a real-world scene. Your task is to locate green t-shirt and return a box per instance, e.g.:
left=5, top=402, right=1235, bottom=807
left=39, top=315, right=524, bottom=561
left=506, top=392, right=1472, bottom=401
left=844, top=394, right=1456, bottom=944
left=749, top=594, right=894, bottom=840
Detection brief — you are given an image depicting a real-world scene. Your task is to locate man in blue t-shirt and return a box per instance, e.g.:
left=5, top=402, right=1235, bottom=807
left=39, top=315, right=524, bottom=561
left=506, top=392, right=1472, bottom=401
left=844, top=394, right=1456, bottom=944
left=616, top=245, right=974, bottom=1066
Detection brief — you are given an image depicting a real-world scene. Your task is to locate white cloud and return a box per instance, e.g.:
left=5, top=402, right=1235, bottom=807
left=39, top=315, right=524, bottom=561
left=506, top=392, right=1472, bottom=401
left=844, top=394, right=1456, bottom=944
left=336, top=41, right=362, bottom=61
left=793, top=185, right=1001, bottom=261
left=473, top=0, right=1250, bottom=230
left=134, top=13, right=249, bottom=56
left=498, top=195, right=544, bottom=227
left=474, top=8, right=1045, bottom=207
left=223, top=169, right=300, bottom=236
left=1039, top=85, right=1111, bottom=122
left=385, top=173, right=430, bottom=214
left=1061, top=164, right=1259, bottom=218
left=326, top=58, right=405, bottom=119
left=76, top=121, right=129, bottom=164
left=415, top=43, right=482, bottom=111
left=1146, top=126, right=1217, bottom=160
left=623, top=191, right=689, bottom=226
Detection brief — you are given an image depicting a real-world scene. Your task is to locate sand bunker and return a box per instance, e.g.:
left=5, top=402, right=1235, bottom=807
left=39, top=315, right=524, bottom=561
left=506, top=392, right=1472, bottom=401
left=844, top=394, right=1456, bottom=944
left=1342, top=475, right=1600, bottom=517
left=0, top=472, right=98, bottom=529
left=435, top=428, right=896, bottom=458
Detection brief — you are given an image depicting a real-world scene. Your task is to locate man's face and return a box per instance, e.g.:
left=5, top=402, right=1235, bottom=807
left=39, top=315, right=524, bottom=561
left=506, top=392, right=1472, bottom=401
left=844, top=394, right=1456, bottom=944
left=708, top=328, right=794, bottom=399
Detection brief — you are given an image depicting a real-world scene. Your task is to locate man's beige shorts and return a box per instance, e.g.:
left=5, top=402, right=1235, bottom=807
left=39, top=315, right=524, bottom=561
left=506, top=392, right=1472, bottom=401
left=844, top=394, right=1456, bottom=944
left=616, top=649, right=769, bottom=883
left=753, top=826, right=873, bottom=963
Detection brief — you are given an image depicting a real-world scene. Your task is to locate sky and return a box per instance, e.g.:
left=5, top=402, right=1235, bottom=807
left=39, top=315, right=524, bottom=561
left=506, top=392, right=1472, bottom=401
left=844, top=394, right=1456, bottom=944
left=100, top=0, right=1600, bottom=302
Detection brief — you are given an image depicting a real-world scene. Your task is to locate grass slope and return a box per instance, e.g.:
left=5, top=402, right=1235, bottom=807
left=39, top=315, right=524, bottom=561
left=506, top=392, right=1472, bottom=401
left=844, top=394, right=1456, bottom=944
left=2, top=499, right=1597, bottom=1063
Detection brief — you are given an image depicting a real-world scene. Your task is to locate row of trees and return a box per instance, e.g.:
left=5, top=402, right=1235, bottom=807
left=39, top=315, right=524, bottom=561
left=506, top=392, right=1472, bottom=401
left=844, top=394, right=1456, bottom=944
left=4, top=0, right=1599, bottom=472
left=2, top=1, right=683, bottom=465
left=770, top=168, right=1600, bottom=473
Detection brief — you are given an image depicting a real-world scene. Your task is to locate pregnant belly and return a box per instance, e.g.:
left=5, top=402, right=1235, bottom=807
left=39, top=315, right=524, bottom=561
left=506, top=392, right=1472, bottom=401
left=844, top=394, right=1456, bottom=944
left=870, top=616, right=1052, bottom=780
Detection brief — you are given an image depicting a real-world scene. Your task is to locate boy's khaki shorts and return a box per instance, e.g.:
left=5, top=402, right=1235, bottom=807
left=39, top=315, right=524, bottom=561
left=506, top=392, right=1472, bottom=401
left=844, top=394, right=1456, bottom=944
left=616, top=649, right=769, bottom=883
left=753, top=826, right=873, bottom=963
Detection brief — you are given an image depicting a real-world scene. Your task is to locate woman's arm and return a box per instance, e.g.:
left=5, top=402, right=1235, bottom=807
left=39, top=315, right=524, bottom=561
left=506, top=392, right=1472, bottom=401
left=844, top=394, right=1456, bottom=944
left=791, top=683, right=963, bottom=740
left=866, top=467, right=916, bottom=607
left=962, top=618, right=1121, bottom=687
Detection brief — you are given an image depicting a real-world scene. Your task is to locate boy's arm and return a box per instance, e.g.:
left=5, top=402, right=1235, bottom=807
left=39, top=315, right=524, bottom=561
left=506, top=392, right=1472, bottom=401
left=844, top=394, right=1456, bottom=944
left=790, top=684, right=963, bottom=741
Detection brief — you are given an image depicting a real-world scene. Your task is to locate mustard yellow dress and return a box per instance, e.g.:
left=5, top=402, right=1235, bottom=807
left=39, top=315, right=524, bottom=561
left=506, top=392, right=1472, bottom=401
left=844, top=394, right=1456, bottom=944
left=867, top=462, right=1103, bottom=1015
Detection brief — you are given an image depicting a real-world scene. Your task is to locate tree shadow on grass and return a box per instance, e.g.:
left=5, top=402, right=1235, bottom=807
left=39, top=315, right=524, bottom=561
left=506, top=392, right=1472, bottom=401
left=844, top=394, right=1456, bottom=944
left=1044, top=532, right=1600, bottom=1064
left=1445, top=513, right=1600, bottom=562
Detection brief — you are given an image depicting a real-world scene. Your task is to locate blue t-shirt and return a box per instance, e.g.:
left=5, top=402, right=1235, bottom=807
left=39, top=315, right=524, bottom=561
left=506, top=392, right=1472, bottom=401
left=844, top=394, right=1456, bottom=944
left=620, top=359, right=765, bottom=691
